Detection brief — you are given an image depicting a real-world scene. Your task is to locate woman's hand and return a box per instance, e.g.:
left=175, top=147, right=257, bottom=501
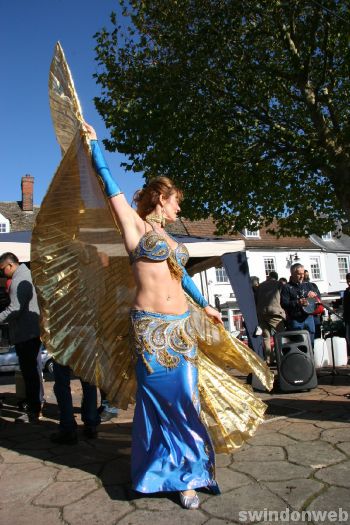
left=204, top=305, right=223, bottom=324
left=83, top=122, right=97, bottom=141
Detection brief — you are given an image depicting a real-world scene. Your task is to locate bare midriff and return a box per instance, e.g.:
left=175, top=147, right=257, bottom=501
left=131, top=258, right=188, bottom=315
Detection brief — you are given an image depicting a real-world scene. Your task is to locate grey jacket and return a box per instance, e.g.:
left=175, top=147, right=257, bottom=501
left=256, top=279, right=286, bottom=320
left=0, top=264, right=40, bottom=344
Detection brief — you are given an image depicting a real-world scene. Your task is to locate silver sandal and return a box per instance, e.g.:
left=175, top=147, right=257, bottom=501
left=179, top=491, right=200, bottom=509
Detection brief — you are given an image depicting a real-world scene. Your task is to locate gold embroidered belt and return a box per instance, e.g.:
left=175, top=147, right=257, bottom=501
left=129, top=309, right=197, bottom=373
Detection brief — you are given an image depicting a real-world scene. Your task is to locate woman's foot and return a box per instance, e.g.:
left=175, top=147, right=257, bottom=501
left=179, top=490, right=200, bottom=509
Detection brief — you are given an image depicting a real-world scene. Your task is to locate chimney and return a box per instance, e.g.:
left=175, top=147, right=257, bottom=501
left=21, top=174, right=34, bottom=211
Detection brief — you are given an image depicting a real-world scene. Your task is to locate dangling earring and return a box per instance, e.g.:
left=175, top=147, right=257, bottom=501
left=145, top=207, right=167, bottom=227
left=161, top=207, right=166, bottom=227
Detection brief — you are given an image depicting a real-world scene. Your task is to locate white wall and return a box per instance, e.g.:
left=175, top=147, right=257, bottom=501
left=191, top=247, right=346, bottom=308
left=323, top=252, right=350, bottom=293
left=246, top=249, right=330, bottom=293
left=192, top=267, right=233, bottom=306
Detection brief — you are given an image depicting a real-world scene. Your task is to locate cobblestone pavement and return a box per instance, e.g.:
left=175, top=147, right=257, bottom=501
left=0, top=370, right=349, bottom=525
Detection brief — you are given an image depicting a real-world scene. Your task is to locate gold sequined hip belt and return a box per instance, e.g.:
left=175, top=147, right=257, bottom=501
left=129, top=309, right=197, bottom=373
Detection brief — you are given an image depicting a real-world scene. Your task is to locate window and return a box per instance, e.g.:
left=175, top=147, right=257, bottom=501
left=310, top=257, right=321, bottom=280
left=338, top=257, right=349, bottom=281
left=322, top=232, right=332, bottom=241
left=215, top=266, right=229, bottom=283
left=264, top=257, right=276, bottom=278
left=243, top=229, right=260, bottom=238
left=0, top=213, right=10, bottom=233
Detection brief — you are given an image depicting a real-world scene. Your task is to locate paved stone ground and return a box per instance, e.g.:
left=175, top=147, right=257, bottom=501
left=0, top=369, right=349, bottom=525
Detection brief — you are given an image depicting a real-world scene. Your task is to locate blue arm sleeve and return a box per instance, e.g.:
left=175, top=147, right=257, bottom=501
left=90, top=140, right=122, bottom=198
left=181, top=267, right=209, bottom=308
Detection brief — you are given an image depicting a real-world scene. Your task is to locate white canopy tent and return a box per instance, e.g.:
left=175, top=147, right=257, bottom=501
left=0, top=231, right=245, bottom=271
left=0, top=231, right=31, bottom=262
left=175, top=235, right=245, bottom=275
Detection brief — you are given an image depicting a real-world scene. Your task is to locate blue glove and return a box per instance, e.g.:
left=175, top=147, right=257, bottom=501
left=90, top=140, right=122, bottom=198
left=182, top=267, right=209, bottom=308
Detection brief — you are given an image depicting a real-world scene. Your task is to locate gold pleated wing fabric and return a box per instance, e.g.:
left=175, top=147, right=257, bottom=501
left=31, top=43, right=136, bottom=409
left=190, top=302, right=274, bottom=454
left=48, top=42, right=83, bottom=156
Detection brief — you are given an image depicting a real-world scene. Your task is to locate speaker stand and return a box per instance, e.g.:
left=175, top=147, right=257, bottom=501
left=317, top=306, right=349, bottom=381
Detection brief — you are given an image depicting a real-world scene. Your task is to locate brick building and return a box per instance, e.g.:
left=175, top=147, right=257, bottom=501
left=0, top=175, right=39, bottom=233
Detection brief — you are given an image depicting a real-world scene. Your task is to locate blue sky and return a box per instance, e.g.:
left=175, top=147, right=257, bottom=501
left=0, top=1, right=143, bottom=205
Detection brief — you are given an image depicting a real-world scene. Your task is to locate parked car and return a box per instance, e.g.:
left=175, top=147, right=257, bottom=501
left=0, top=323, right=53, bottom=374
left=0, top=343, right=53, bottom=374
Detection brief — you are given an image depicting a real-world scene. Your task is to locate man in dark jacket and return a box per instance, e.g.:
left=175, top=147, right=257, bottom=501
left=0, top=252, right=42, bottom=422
left=280, top=263, right=318, bottom=346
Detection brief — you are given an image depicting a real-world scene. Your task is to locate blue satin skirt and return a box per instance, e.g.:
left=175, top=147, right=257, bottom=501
left=130, top=309, right=219, bottom=494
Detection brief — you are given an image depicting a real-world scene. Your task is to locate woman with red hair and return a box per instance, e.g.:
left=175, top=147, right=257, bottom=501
left=85, top=122, right=221, bottom=509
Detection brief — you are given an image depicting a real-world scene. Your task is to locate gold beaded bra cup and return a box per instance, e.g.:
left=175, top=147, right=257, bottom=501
left=128, top=226, right=189, bottom=281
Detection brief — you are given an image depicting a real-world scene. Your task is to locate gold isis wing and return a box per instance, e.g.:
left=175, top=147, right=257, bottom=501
left=31, top=42, right=136, bottom=409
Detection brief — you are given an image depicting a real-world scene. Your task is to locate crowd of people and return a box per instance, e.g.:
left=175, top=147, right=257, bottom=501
left=253, top=263, right=350, bottom=362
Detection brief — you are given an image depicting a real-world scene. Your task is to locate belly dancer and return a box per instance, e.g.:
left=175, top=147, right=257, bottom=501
left=84, top=122, right=222, bottom=509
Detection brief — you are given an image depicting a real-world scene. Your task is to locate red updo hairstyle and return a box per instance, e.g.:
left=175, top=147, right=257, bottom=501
left=133, top=176, right=183, bottom=219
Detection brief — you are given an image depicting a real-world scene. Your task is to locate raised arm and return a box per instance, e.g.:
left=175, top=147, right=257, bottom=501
left=84, top=123, right=144, bottom=243
left=90, top=139, right=122, bottom=199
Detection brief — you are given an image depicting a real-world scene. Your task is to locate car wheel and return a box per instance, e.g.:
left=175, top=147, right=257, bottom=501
left=45, top=359, right=54, bottom=375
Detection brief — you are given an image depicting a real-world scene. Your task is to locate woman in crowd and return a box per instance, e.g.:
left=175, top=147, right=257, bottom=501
left=84, top=122, right=222, bottom=509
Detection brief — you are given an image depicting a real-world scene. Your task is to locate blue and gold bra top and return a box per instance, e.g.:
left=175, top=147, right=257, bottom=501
left=129, top=228, right=189, bottom=268
left=129, top=224, right=208, bottom=306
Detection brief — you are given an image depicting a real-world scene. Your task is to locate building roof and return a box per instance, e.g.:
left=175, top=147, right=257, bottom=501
left=0, top=202, right=39, bottom=232
left=310, top=233, right=350, bottom=252
left=176, top=217, right=317, bottom=250
left=165, top=218, right=189, bottom=236
left=2, top=198, right=347, bottom=255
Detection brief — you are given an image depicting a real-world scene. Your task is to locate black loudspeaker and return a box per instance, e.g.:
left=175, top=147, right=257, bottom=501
left=274, top=330, right=318, bottom=392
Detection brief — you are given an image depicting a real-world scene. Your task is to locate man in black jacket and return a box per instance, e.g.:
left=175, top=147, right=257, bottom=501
left=280, top=263, right=318, bottom=346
